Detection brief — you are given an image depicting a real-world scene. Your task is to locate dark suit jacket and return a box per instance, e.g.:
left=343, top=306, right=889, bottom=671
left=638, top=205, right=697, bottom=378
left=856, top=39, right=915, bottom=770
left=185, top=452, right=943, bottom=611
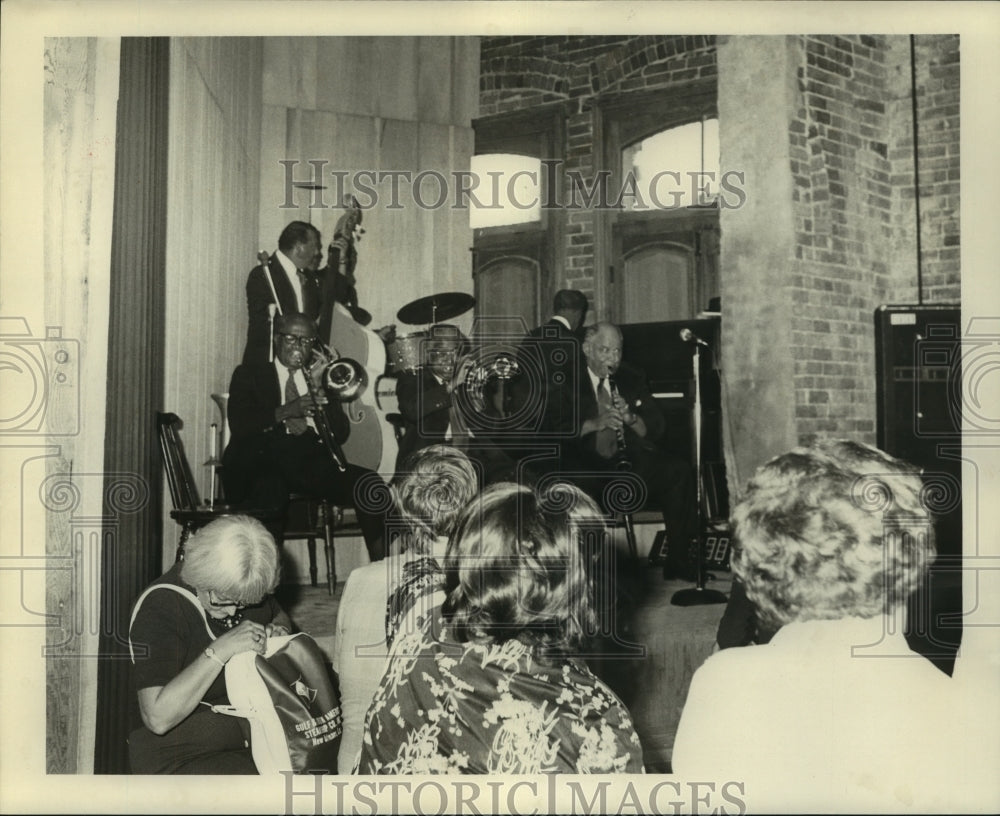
left=511, top=318, right=583, bottom=441
left=564, top=361, right=666, bottom=471
left=223, top=362, right=351, bottom=499
left=394, top=368, right=452, bottom=468
left=242, top=254, right=322, bottom=364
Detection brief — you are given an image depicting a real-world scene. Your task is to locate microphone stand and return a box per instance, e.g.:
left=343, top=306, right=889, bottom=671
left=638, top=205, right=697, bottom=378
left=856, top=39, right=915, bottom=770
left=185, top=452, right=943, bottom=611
left=672, top=333, right=727, bottom=606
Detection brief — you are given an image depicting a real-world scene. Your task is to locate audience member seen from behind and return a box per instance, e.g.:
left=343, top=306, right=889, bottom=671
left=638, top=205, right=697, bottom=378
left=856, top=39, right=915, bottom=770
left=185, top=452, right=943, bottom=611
left=128, top=515, right=292, bottom=774
left=672, top=440, right=953, bottom=805
left=356, top=482, right=645, bottom=774
left=331, top=445, right=479, bottom=773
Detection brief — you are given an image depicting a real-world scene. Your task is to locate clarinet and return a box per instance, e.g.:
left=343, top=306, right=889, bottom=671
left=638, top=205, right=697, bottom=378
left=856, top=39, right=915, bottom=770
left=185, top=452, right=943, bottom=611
left=606, top=374, right=631, bottom=472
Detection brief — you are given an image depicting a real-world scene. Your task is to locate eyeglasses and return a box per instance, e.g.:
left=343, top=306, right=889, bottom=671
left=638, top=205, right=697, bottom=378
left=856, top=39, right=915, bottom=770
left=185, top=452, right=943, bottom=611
left=206, top=590, right=249, bottom=610
left=277, top=333, right=315, bottom=349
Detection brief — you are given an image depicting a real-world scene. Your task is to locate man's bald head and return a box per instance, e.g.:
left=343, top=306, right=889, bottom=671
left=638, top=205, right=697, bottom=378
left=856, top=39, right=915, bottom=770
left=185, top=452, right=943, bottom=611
left=274, top=312, right=317, bottom=338
left=582, top=322, right=623, bottom=378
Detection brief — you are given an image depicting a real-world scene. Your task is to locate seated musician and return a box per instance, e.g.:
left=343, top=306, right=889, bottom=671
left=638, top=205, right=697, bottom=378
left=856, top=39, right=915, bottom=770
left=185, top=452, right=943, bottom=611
left=394, top=324, right=515, bottom=485
left=222, top=312, right=389, bottom=562
left=562, top=321, right=698, bottom=580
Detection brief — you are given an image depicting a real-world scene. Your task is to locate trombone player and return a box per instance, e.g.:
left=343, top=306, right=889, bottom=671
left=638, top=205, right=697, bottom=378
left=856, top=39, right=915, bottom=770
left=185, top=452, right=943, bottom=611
left=222, top=312, right=389, bottom=562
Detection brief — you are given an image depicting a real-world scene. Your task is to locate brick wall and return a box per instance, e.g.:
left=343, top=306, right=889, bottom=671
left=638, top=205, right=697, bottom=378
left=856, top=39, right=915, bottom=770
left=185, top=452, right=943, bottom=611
left=912, top=34, right=960, bottom=301
left=787, top=34, right=959, bottom=444
left=480, top=35, right=717, bottom=298
left=479, top=35, right=960, bottom=462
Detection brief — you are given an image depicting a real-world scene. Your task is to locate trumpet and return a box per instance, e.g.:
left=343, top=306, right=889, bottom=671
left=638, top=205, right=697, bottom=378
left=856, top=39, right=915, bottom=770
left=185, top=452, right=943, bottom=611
left=464, top=351, right=521, bottom=417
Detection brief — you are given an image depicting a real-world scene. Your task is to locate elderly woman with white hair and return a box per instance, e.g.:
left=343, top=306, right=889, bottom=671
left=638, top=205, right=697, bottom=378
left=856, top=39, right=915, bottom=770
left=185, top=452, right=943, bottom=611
left=672, top=440, right=955, bottom=805
left=128, top=514, right=292, bottom=774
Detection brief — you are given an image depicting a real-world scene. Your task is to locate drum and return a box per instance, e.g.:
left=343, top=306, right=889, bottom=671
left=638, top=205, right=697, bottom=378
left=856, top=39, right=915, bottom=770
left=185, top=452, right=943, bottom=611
left=387, top=331, right=427, bottom=373
left=374, top=375, right=399, bottom=416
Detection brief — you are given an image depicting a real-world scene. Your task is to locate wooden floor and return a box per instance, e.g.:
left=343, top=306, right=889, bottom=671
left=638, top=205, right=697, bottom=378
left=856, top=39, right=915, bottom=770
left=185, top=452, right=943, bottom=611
left=275, top=562, right=733, bottom=773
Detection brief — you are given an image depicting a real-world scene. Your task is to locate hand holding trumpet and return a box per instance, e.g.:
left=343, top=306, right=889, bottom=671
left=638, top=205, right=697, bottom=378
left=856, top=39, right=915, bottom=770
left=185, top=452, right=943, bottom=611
left=275, top=390, right=327, bottom=423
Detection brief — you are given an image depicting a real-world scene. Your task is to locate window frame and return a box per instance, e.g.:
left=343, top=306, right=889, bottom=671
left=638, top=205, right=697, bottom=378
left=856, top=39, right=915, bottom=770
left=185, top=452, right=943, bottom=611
left=597, top=81, right=721, bottom=323
left=471, top=104, right=567, bottom=329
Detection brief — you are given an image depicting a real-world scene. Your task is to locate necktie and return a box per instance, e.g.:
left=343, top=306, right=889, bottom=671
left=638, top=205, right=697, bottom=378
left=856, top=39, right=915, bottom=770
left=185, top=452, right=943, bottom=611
left=283, top=373, right=309, bottom=436
left=297, top=270, right=319, bottom=317
left=595, top=377, right=620, bottom=459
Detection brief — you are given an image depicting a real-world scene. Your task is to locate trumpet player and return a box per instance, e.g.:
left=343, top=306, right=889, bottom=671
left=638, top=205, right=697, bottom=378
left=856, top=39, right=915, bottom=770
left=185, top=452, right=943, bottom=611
left=394, top=324, right=516, bottom=485
left=222, top=312, right=389, bottom=562
left=565, top=322, right=699, bottom=581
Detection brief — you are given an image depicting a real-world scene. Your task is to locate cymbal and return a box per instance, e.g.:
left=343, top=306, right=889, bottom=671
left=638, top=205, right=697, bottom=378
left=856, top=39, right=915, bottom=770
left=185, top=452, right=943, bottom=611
left=397, top=292, right=475, bottom=326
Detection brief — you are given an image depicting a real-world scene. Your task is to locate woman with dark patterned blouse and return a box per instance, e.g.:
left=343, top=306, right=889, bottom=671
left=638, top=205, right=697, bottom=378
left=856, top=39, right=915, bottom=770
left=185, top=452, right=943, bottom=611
left=356, top=482, right=645, bottom=774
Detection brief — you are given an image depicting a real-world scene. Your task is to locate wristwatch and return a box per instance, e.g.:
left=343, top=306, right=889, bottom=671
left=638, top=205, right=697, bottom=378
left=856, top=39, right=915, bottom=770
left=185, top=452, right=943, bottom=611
left=204, top=646, right=225, bottom=666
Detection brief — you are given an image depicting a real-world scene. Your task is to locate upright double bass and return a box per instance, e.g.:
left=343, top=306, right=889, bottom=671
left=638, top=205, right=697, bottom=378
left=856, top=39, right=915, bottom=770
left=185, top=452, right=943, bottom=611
left=319, top=198, right=399, bottom=475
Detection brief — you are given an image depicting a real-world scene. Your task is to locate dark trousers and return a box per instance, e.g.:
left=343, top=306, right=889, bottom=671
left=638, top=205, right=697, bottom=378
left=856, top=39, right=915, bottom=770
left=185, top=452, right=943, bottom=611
left=563, top=446, right=697, bottom=571
left=128, top=710, right=256, bottom=774
left=223, top=431, right=388, bottom=562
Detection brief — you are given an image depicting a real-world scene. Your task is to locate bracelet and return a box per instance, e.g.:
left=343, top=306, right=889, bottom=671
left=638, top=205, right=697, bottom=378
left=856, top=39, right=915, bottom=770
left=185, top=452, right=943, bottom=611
left=204, top=646, right=225, bottom=667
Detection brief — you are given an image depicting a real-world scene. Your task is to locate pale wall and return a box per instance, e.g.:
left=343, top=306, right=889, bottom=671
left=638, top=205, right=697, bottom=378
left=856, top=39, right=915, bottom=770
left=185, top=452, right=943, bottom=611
left=36, top=37, right=120, bottom=774
left=161, top=38, right=265, bottom=565
left=259, top=36, right=480, bottom=336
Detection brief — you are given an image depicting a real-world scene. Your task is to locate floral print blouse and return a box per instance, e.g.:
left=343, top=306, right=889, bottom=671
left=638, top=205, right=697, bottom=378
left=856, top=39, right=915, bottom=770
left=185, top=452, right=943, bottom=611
left=355, top=609, right=645, bottom=775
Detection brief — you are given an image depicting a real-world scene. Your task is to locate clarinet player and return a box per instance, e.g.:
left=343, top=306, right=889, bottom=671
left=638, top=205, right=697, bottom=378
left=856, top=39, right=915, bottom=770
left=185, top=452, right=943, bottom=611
left=562, top=322, right=699, bottom=581
left=222, top=312, right=389, bottom=562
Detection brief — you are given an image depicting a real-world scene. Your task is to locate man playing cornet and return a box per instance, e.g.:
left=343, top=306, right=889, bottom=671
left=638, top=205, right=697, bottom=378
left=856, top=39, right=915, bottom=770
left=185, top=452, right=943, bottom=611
left=394, top=324, right=515, bottom=485
left=222, top=312, right=389, bottom=562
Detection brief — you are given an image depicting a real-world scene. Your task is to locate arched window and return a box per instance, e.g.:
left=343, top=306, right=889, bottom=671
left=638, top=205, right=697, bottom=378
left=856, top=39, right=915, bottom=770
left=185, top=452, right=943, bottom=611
left=468, top=153, right=542, bottom=229
left=471, top=108, right=562, bottom=333
left=603, top=89, right=721, bottom=323
left=621, top=118, right=720, bottom=211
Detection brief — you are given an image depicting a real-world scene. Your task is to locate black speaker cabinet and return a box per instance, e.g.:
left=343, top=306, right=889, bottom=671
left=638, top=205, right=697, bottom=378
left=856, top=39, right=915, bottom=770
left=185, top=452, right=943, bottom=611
left=874, top=304, right=962, bottom=674
left=620, top=318, right=729, bottom=521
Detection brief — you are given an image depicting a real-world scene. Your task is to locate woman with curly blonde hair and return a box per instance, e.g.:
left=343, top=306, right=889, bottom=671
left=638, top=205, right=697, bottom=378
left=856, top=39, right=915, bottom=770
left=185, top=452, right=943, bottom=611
left=673, top=440, right=954, bottom=804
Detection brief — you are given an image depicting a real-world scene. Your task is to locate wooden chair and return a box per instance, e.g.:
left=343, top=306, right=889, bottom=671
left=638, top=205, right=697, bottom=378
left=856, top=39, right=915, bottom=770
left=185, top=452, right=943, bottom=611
left=156, top=412, right=272, bottom=560
left=157, top=412, right=344, bottom=593
left=283, top=494, right=334, bottom=591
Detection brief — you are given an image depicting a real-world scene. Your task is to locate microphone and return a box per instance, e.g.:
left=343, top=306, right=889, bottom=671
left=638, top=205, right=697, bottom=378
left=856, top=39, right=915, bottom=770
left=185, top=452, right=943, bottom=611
left=680, top=328, right=709, bottom=347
